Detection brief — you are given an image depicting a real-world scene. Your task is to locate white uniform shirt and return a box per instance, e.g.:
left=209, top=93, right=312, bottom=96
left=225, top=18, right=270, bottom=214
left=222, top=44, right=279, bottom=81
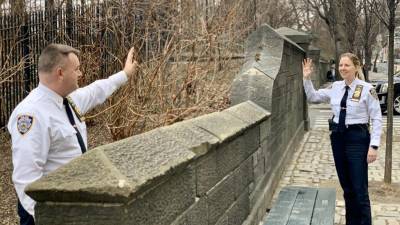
left=7, top=71, right=128, bottom=216
left=303, top=78, right=382, bottom=147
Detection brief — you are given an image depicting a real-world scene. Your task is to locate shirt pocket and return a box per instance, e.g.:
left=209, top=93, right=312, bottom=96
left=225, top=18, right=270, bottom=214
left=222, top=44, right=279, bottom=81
left=347, top=100, right=364, bottom=115
left=51, top=125, right=80, bottom=154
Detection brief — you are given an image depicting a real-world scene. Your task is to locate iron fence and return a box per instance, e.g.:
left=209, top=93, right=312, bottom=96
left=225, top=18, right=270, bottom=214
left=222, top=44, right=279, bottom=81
left=0, top=4, right=148, bottom=128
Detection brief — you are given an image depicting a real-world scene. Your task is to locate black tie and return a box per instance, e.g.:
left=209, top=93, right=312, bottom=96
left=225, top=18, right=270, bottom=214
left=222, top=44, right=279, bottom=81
left=338, top=86, right=350, bottom=132
left=63, top=98, right=87, bottom=153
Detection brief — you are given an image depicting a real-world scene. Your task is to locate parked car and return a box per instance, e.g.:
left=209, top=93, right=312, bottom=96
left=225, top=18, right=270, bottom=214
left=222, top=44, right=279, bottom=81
left=371, top=71, right=400, bottom=114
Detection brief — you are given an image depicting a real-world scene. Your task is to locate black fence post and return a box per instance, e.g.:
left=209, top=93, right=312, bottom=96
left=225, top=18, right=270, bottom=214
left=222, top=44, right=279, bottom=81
left=66, top=0, right=73, bottom=43
left=22, top=20, right=31, bottom=97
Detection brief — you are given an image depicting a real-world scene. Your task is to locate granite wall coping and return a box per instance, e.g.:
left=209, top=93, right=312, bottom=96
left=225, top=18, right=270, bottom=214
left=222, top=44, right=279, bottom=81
left=25, top=101, right=271, bottom=204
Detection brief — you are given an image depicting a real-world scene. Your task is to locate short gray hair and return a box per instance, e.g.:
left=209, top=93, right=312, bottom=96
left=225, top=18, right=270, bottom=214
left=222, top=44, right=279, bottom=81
left=38, top=44, right=80, bottom=73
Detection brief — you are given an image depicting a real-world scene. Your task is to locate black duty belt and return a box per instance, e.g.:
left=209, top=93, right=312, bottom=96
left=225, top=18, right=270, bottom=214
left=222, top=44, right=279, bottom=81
left=329, top=121, right=369, bottom=132
left=346, top=123, right=369, bottom=130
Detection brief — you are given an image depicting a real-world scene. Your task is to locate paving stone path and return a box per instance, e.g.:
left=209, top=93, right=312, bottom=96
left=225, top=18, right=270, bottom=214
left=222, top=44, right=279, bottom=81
left=268, top=104, right=400, bottom=225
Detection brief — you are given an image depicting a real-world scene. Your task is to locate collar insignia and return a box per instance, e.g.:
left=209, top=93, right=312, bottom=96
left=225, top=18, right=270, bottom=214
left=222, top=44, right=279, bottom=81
left=66, top=96, right=85, bottom=122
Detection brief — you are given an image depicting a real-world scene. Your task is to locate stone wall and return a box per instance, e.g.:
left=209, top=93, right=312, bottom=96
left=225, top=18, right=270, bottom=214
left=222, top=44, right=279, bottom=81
left=26, top=24, right=309, bottom=225
left=230, top=24, right=307, bottom=224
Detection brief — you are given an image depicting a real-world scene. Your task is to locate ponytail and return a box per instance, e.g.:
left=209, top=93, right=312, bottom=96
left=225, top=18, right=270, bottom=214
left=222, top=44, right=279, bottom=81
left=356, top=67, right=365, bottom=81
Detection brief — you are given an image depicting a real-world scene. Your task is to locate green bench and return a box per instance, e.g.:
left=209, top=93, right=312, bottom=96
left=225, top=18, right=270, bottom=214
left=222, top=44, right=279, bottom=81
left=263, top=186, right=336, bottom=225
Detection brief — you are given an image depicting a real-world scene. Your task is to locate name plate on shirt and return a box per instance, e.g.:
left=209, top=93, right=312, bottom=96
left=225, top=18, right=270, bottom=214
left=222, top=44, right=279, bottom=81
left=351, top=85, right=363, bottom=102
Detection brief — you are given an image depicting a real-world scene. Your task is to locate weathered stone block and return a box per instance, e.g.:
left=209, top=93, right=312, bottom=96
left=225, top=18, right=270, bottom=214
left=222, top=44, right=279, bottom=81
left=190, top=110, right=250, bottom=142
left=260, top=119, right=270, bottom=142
left=159, top=121, right=220, bottom=154
left=196, top=150, right=218, bottom=196
left=233, top=157, right=253, bottom=199
left=171, top=197, right=208, bottom=225
left=215, top=214, right=229, bottom=225
left=126, top=168, right=196, bottom=225
left=102, top=129, right=195, bottom=189
left=35, top=202, right=125, bottom=225
left=216, top=127, right=258, bottom=180
left=206, top=175, right=236, bottom=225
left=227, top=190, right=250, bottom=225
left=253, top=155, right=265, bottom=184
left=224, top=101, right=270, bottom=125
left=26, top=149, right=136, bottom=203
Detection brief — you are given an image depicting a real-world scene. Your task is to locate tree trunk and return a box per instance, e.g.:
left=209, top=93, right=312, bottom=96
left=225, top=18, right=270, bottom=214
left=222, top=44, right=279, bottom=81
left=373, top=51, right=379, bottom=72
left=362, top=0, right=372, bottom=81
left=384, top=0, right=395, bottom=185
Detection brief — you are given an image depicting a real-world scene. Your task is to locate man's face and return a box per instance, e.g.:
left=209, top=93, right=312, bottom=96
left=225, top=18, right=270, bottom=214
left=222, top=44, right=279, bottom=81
left=61, top=53, right=82, bottom=95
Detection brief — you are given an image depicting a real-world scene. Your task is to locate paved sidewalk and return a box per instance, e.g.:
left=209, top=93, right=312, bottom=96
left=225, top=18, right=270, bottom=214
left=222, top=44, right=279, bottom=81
left=269, top=111, right=400, bottom=224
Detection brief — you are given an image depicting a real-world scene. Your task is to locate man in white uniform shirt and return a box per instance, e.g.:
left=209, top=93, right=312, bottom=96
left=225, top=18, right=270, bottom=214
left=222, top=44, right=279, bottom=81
left=7, top=44, right=138, bottom=225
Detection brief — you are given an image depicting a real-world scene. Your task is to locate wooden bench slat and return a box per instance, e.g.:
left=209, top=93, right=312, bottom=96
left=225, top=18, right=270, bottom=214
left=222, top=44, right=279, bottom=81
left=263, top=188, right=299, bottom=225
left=263, top=186, right=336, bottom=225
left=286, top=187, right=318, bottom=225
left=311, top=188, right=336, bottom=225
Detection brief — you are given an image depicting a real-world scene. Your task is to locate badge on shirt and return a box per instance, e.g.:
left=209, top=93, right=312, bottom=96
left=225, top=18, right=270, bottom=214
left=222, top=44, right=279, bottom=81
left=66, top=96, right=85, bottom=122
left=351, top=85, right=363, bottom=102
left=369, top=88, right=379, bottom=100
left=17, top=115, right=34, bottom=135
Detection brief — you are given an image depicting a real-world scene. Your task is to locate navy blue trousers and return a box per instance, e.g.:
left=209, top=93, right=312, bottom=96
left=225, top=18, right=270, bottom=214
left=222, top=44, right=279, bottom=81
left=17, top=200, right=35, bottom=225
left=330, top=127, right=371, bottom=225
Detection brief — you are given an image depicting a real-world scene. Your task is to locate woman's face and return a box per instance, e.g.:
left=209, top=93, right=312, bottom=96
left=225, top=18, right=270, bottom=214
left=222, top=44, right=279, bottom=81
left=339, top=56, right=357, bottom=80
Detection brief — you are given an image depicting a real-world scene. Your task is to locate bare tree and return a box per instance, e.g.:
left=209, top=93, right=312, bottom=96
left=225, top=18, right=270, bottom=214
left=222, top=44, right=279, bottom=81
left=369, top=0, right=400, bottom=184
left=306, top=0, right=360, bottom=70
left=359, top=0, right=381, bottom=81
left=255, top=0, right=301, bottom=29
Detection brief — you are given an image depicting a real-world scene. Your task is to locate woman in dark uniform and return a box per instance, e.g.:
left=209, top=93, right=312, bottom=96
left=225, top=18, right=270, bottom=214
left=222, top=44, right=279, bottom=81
left=302, top=53, right=382, bottom=225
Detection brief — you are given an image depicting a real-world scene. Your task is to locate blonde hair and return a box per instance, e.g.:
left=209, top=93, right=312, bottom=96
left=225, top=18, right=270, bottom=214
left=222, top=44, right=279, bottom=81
left=340, top=52, right=365, bottom=80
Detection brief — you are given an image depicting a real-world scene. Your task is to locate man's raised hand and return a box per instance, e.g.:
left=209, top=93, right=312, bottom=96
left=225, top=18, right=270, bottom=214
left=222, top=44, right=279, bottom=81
left=123, top=47, right=138, bottom=78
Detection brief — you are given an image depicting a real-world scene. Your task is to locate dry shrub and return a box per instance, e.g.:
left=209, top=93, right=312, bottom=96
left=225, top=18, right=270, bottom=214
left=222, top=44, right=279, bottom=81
left=76, top=0, right=256, bottom=141
left=0, top=0, right=257, bottom=141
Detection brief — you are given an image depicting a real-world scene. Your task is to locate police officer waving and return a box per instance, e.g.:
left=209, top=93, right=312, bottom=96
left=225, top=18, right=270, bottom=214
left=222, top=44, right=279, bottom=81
left=302, top=53, right=382, bottom=225
left=7, top=44, right=138, bottom=225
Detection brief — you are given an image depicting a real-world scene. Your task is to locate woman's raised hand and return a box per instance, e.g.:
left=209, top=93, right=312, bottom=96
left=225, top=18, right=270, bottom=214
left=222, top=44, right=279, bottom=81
left=302, top=58, right=313, bottom=80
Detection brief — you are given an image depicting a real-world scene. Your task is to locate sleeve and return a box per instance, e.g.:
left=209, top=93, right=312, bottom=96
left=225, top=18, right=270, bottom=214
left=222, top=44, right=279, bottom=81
left=7, top=109, right=50, bottom=216
left=69, top=71, right=128, bottom=114
left=303, top=79, right=331, bottom=103
left=366, top=87, right=383, bottom=147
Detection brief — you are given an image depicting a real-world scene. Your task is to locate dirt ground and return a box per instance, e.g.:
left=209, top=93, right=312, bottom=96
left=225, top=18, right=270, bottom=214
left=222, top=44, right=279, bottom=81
left=320, top=179, right=400, bottom=204
left=0, top=122, right=112, bottom=225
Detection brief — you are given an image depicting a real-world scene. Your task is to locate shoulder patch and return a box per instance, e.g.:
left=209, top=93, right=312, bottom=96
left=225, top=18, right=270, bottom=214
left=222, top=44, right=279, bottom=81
left=369, top=88, right=379, bottom=100
left=17, top=115, right=34, bottom=135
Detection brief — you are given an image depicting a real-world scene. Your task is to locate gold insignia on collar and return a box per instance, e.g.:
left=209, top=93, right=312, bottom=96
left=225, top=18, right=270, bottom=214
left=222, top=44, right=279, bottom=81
left=351, top=85, right=363, bottom=102
left=17, top=114, right=34, bottom=135
left=66, top=96, right=85, bottom=122
left=369, top=88, right=379, bottom=100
